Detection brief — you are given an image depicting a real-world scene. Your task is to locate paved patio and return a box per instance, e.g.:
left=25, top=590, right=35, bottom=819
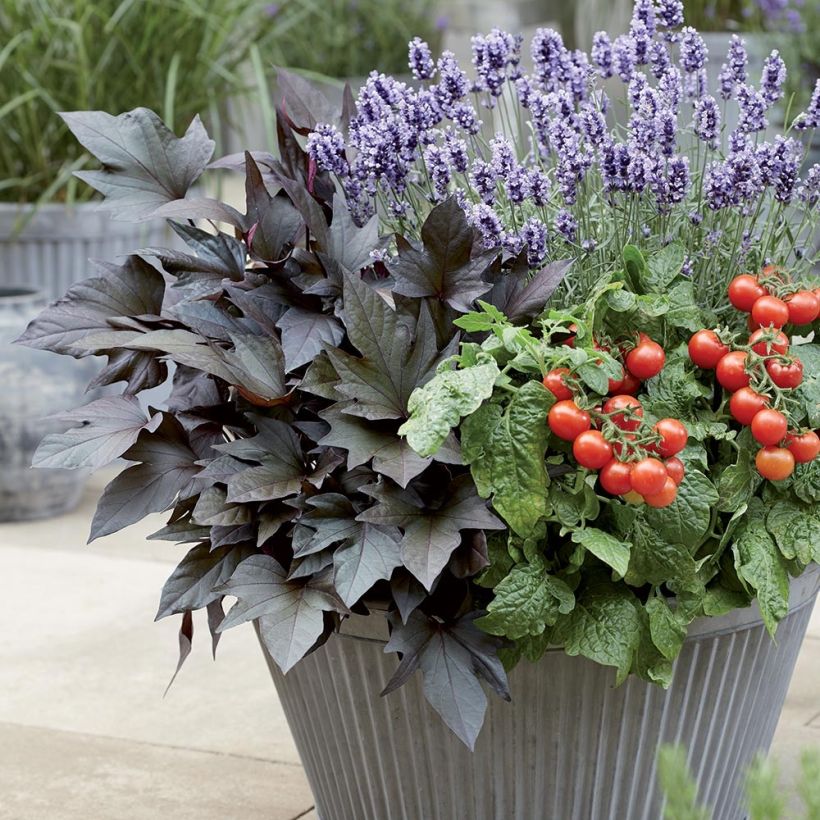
left=0, top=469, right=818, bottom=819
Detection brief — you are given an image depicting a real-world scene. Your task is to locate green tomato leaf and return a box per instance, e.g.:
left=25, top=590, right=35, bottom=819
left=464, top=381, right=554, bottom=537
left=717, top=442, right=762, bottom=513
left=645, top=597, right=687, bottom=661
left=766, top=498, right=820, bottom=563
left=399, top=359, right=500, bottom=457
left=552, top=579, right=641, bottom=684
left=665, top=281, right=705, bottom=333
left=732, top=501, right=790, bottom=637
left=789, top=459, right=820, bottom=504
left=478, top=558, right=575, bottom=639
left=571, top=528, right=631, bottom=579
left=794, top=343, right=820, bottom=427
left=625, top=516, right=697, bottom=587
left=643, top=470, right=718, bottom=546
left=646, top=242, right=685, bottom=290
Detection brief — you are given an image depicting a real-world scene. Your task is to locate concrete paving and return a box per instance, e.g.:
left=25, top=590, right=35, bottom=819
left=0, top=469, right=818, bottom=819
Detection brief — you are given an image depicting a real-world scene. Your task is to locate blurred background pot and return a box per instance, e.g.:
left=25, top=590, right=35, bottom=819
left=0, top=203, right=167, bottom=300
left=261, top=567, right=819, bottom=820
left=0, top=287, right=91, bottom=521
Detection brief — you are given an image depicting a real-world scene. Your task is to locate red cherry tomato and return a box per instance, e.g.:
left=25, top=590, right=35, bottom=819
left=630, top=457, right=669, bottom=496
left=543, top=368, right=573, bottom=400
left=729, top=387, right=768, bottom=425
left=751, top=408, right=788, bottom=446
left=755, top=446, right=795, bottom=481
left=626, top=339, right=666, bottom=380
left=573, top=430, right=614, bottom=470
left=654, top=418, right=688, bottom=457
left=716, top=351, right=751, bottom=392
left=664, top=457, right=685, bottom=485
left=603, top=395, right=644, bottom=432
left=728, top=274, right=766, bottom=312
left=785, top=290, right=820, bottom=326
left=766, top=357, right=804, bottom=389
left=619, top=370, right=642, bottom=395
left=751, top=295, right=790, bottom=329
left=607, top=362, right=625, bottom=394
left=548, top=400, right=591, bottom=441
left=786, top=431, right=820, bottom=463
left=644, top=476, right=679, bottom=508
left=749, top=328, right=789, bottom=356
left=688, top=330, right=729, bottom=369
left=599, top=459, right=633, bottom=495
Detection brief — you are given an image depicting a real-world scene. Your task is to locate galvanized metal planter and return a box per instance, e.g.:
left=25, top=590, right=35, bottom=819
left=261, top=567, right=819, bottom=820
left=0, top=202, right=166, bottom=300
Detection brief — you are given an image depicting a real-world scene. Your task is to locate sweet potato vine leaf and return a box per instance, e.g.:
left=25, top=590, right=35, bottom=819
left=61, top=108, right=214, bottom=221
left=217, top=554, right=346, bottom=672
left=156, top=542, right=255, bottom=620
left=328, top=272, right=456, bottom=420
left=33, top=396, right=162, bottom=470
left=15, top=255, right=165, bottom=356
left=389, top=197, right=498, bottom=312
left=358, top=475, right=504, bottom=590
left=298, top=494, right=403, bottom=606
left=90, top=415, right=200, bottom=541
left=382, top=610, right=510, bottom=750
left=492, top=259, right=574, bottom=324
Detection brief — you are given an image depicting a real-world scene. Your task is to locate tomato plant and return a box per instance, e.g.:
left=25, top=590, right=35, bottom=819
left=786, top=431, right=820, bottom=464
left=785, top=291, right=819, bottom=326
left=653, top=418, right=688, bottom=457
left=630, top=457, right=668, bottom=496
left=543, top=368, right=573, bottom=400
left=644, top=477, right=678, bottom=508
left=749, top=328, right=789, bottom=356
left=766, top=358, right=803, bottom=389
left=664, top=457, right=685, bottom=485
left=599, top=459, right=633, bottom=495
left=603, top=395, right=643, bottom=432
left=729, top=387, right=768, bottom=425
left=625, top=338, right=665, bottom=380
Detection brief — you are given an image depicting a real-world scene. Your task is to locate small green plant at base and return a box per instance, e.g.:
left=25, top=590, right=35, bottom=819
left=658, top=744, right=820, bottom=820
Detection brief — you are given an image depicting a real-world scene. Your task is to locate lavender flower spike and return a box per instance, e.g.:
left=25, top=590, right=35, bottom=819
left=521, top=217, right=548, bottom=267
left=656, top=0, right=684, bottom=35
left=693, top=96, right=720, bottom=147
left=760, top=50, right=786, bottom=107
left=554, top=209, right=578, bottom=243
left=468, top=202, right=503, bottom=249
left=612, top=34, right=636, bottom=83
left=679, top=27, right=708, bottom=74
left=408, top=37, right=435, bottom=81
left=736, top=84, right=768, bottom=134
left=794, top=80, right=820, bottom=130
left=307, top=123, right=349, bottom=177
left=718, top=35, right=747, bottom=100
left=591, top=31, right=613, bottom=78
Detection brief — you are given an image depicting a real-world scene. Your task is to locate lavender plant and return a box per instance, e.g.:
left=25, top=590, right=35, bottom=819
left=308, top=2, right=820, bottom=309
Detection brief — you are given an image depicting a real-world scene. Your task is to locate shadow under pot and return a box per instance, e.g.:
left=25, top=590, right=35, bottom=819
left=0, top=287, right=90, bottom=521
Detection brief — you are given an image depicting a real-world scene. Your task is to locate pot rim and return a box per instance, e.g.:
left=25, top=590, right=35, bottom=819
left=336, top=564, right=820, bottom=646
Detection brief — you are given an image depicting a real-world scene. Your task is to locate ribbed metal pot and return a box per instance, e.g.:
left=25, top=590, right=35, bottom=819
left=260, top=567, right=819, bottom=820
left=0, top=202, right=167, bottom=300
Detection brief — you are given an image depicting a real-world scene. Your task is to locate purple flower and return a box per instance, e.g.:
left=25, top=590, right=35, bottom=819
left=794, top=80, right=820, bottom=130
left=528, top=168, right=551, bottom=205
left=681, top=257, right=693, bottom=277
left=581, top=238, right=597, bottom=253
left=656, top=0, right=684, bottom=33
left=408, top=38, right=435, bottom=81
left=515, top=76, right=534, bottom=108
left=468, top=203, right=503, bottom=248
left=719, top=35, right=747, bottom=100
left=797, top=164, right=820, bottom=207
left=657, top=109, right=677, bottom=157
left=736, top=84, right=768, bottom=133
left=521, top=217, right=548, bottom=266
left=503, top=230, right=524, bottom=256
left=569, top=49, right=594, bottom=102
left=424, top=145, right=451, bottom=201
left=727, top=146, right=763, bottom=204
left=505, top=165, right=531, bottom=204
left=628, top=73, right=649, bottom=110
left=443, top=129, right=469, bottom=173
left=630, top=20, right=651, bottom=65
left=760, top=50, right=786, bottom=106
left=705, top=162, right=732, bottom=210
left=592, top=32, right=613, bottom=78
left=649, top=41, right=671, bottom=79
left=531, top=28, right=571, bottom=92
left=689, top=210, right=703, bottom=225
left=658, top=66, right=682, bottom=112
left=632, top=0, right=657, bottom=37
left=685, top=68, right=707, bottom=100
left=471, top=28, right=519, bottom=99
left=693, top=96, right=720, bottom=146
left=554, top=209, right=578, bottom=243
left=306, top=123, right=349, bottom=176
left=772, top=136, right=803, bottom=204
left=679, top=27, right=708, bottom=74
left=667, top=156, right=690, bottom=204
left=470, top=160, right=496, bottom=204
left=580, top=102, right=607, bottom=147
left=433, top=51, right=468, bottom=112
left=601, top=141, right=631, bottom=192
left=452, top=102, right=481, bottom=135
left=612, top=35, right=636, bottom=83
left=490, top=135, right=516, bottom=179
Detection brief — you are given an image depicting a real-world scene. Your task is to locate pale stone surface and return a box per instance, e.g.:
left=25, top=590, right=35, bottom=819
left=0, top=723, right=311, bottom=820
left=0, top=468, right=817, bottom=819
